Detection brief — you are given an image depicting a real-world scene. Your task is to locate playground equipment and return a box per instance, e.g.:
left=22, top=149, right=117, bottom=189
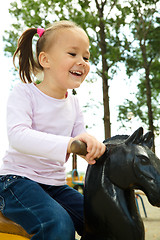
left=71, top=127, right=160, bottom=240
left=135, top=192, right=147, bottom=218
left=0, top=211, right=31, bottom=239
left=72, top=169, right=84, bottom=192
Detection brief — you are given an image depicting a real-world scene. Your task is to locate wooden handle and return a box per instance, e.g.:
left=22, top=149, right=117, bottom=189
left=70, top=140, right=88, bottom=156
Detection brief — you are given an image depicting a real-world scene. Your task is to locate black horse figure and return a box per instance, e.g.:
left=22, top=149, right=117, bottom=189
left=71, top=127, right=160, bottom=240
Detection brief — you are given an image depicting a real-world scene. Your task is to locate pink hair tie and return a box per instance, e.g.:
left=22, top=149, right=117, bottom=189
left=37, top=28, right=45, bottom=37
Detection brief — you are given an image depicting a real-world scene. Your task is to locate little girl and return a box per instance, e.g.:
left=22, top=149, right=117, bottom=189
left=0, top=20, right=106, bottom=240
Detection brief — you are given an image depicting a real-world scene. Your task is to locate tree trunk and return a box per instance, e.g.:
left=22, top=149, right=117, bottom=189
left=140, top=41, right=155, bottom=152
left=145, top=68, right=155, bottom=152
left=97, top=4, right=111, bottom=139
left=102, top=71, right=111, bottom=139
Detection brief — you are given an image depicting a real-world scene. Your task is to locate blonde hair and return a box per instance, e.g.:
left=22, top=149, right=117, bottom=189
left=13, top=20, right=86, bottom=83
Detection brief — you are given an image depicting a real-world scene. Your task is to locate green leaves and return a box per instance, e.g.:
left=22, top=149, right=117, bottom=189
left=119, top=0, right=160, bottom=142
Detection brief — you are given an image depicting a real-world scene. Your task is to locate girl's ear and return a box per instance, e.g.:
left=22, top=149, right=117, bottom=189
left=38, top=52, right=50, bottom=69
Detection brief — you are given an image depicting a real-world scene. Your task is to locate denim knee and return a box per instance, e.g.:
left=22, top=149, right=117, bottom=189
left=32, top=209, right=75, bottom=240
left=57, top=214, right=75, bottom=238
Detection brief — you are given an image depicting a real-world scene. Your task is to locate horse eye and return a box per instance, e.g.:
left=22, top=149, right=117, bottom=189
left=138, top=155, right=150, bottom=165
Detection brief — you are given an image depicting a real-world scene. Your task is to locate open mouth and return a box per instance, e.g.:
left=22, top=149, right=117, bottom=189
left=69, top=70, right=83, bottom=76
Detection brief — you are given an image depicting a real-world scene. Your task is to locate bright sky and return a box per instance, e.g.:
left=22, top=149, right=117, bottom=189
left=1, top=1, right=158, bottom=174
left=0, top=1, right=13, bottom=161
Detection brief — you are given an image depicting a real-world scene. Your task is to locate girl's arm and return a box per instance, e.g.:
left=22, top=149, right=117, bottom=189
left=68, top=96, right=106, bottom=164
left=7, top=84, right=105, bottom=165
left=7, top=84, right=71, bottom=164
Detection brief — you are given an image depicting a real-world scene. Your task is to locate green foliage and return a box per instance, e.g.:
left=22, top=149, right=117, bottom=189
left=3, top=30, right=18, bottom=57
left=118, top=0, right=160, bottom=137
left=3, top=0, right=127, bottom=75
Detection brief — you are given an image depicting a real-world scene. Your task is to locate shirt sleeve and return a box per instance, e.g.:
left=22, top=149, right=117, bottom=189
left=71, top=96, right=86, bottom=137
left=7, top=84, right=71, bottom=164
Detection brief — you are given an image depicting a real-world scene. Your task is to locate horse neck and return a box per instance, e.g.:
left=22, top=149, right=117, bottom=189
left=105, top=179, right=145, bottom=240
left=123, top=189, right=141, bottom=221
left=84, top=161, right=145, bottom=240
left=103, top=160, right=143, bottom=227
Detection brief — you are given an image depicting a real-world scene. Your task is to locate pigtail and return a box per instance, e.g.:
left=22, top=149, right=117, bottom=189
left=13, top=28, right=39, bottom=83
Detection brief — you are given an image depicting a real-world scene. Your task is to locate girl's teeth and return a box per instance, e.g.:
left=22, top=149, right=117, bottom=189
left=71, top=71, right=82, bottom=75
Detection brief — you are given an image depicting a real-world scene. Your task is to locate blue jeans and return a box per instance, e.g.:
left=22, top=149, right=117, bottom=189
left=0, top=175, right=84, bottom=240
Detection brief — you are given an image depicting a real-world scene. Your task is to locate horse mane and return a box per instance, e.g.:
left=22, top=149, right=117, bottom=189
left=103, top=135, right=129, bottom=145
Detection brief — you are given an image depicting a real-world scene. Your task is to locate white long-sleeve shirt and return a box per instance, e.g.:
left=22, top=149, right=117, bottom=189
left=0, top=83, right=86, bottom=185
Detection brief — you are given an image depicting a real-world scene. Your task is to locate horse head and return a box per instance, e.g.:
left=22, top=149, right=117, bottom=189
left=105, top=127, right=160, bottom=207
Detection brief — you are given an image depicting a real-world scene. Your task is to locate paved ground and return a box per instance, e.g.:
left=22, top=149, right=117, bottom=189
left=138, top=193, right=160, bottom=240
left=76, top=192, right=160, bottom=240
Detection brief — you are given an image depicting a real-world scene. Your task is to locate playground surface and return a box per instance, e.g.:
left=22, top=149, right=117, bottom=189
left=139, top=193, right=160, bottom=240
left=76, top=192, right=160, bottom=240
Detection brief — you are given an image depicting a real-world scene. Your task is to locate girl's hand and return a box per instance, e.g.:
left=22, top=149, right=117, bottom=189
left=68, top=133, right=106, bottom=165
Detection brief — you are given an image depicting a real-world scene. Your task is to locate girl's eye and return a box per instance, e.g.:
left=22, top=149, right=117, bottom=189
left=83, top=57, right=89, bottom=61
left=68, top=53, right=76, bottom=56
left=68, top=53, right=89, bottom=61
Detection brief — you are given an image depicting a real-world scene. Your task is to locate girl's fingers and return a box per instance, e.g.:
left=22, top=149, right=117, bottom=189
left=87, top=159, right=96, bottom=165
left=71, top=132, right=106, bottom=164
left=87, top=142, right=105, bottom=160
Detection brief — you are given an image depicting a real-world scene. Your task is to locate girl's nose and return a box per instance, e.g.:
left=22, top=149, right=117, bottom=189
left=77, top=57, right=86, bottom=66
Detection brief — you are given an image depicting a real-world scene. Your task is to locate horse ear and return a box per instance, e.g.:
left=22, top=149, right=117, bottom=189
left=141, top=131, right=153, bottom=148
left=125, top=127, right=143, bottom=145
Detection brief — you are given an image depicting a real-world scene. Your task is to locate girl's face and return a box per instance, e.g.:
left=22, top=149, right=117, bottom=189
left=43, top=27, right=90, bottom=95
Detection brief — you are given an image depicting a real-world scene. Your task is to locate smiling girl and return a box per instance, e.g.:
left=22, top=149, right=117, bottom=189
left=0, top=21, right=105, bottom=240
